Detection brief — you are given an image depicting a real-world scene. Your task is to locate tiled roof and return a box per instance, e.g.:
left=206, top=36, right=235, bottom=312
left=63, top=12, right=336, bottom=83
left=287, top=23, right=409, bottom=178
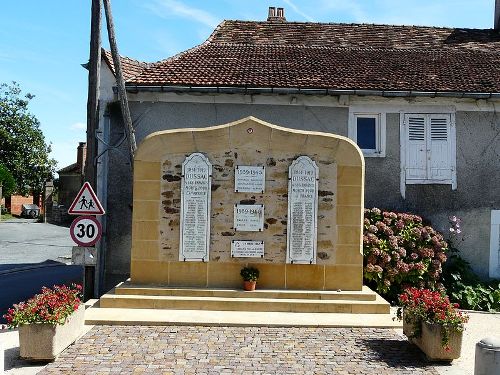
left=102, top=49, right=152, bottom=81
left=121, top=21, right=500, bottom=94
left=57, top=162, right=79, bottom=174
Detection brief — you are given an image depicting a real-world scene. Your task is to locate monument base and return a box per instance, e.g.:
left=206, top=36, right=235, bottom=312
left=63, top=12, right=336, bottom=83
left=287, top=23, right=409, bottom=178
left=95, top=281, right=390, bottom=316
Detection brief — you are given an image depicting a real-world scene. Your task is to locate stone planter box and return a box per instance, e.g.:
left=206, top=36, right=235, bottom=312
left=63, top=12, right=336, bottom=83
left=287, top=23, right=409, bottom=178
left=403, top=314, right=463, bottom=361
left=18, top=305, right=85, bottom=361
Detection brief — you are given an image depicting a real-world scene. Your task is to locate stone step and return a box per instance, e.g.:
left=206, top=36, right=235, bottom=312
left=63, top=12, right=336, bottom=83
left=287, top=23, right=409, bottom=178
left=99, top=292, right=390, bottom=314
left=114, top=283, right=378, bottom=301
left=85, top=306, right=402, bottom=328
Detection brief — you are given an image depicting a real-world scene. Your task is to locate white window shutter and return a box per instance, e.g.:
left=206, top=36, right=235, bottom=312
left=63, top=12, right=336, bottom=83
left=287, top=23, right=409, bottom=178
left=429, top=115, right=452, bottom=180
left=405, top=115, right=427, bottom=179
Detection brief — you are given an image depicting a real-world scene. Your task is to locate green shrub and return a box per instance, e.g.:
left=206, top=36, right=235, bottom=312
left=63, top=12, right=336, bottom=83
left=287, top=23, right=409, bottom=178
left=363, top=208, right=448, bottom=303
left=442, top=247, right=500, bottom=312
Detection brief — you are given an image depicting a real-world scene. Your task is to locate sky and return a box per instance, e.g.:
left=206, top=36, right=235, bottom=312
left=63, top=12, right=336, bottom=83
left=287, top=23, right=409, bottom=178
left=0, top=0, right=496, bottom=172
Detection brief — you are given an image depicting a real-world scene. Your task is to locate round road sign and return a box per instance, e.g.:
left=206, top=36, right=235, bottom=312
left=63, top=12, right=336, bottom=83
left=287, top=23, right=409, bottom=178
left=70, top=216, right=102, bottom=247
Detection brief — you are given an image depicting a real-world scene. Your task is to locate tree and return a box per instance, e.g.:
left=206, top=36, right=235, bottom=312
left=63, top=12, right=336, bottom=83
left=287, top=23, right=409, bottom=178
left=0, top=164, right=16, bottom=197
left=0, top=82, right=56, bottom=195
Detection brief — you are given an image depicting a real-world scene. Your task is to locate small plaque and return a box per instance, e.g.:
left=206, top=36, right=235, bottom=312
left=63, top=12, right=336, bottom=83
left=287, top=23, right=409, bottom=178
left=231, top=240, right=264, bottom=258
left=235, top=165, right=265, bottom=193
left=234, top=204, right=264, bottom=231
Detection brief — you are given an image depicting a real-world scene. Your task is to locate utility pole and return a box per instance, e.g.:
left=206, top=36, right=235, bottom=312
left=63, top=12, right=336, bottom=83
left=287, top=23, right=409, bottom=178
left=85, top=0, right=102, bottom=189
left=83, top=0, right=102, bottom=299
left=102, top=0, right=137, bottom=166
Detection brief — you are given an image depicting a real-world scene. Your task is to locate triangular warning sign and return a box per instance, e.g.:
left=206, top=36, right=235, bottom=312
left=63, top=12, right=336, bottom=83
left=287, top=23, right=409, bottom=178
left=68, top=182, right=105, bottom=215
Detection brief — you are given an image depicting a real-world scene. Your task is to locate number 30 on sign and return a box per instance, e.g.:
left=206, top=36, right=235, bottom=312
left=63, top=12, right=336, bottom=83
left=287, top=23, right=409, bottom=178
left=70, top=216, right=102, bottom=247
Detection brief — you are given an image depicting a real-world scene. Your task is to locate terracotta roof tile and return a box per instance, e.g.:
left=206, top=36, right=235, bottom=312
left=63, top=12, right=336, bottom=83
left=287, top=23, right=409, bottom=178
left=102, top=49, right=152, bottom=81
left=121, top=21, right=500, bottom=94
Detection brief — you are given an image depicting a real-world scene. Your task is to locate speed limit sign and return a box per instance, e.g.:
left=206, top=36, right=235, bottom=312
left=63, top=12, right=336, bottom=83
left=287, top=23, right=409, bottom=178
left=70, top=216, right=102, bottom=247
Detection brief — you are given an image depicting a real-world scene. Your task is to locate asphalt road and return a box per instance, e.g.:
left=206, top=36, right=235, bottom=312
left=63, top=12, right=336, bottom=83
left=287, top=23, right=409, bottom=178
left=0, top=218, right=73, bottom=264
left=0, top=218, right=82, bottom=323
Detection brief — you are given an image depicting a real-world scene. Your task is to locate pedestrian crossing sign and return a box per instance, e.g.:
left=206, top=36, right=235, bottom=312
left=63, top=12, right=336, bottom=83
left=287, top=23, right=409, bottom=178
left=68, top=182, right=105, bottom=215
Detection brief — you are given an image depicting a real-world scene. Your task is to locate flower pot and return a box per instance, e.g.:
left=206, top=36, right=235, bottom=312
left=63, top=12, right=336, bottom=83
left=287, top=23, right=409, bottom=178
left=243, top=280, right=256, bottom=291
left=18, top=305, right=85, bottom=361
left=403, top=316, right=463, bottom=362
left=402, top=310, right=420, bottom=339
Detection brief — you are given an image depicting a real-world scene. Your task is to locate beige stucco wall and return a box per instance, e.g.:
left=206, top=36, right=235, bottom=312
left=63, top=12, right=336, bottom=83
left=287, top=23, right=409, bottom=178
left=130, top=116, right=364, bottom=290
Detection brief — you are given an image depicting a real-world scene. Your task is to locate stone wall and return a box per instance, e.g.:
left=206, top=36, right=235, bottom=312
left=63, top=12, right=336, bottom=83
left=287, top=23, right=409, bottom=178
left=130, top=117, right=364, bottom=290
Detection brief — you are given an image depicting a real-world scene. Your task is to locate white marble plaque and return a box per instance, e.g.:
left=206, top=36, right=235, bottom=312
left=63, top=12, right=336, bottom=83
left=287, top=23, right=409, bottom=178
left=179, top=153, right=212, bottom=262
left=286, top=156, right=319, bottom=264
left=234, top=204, right=264, bottom=231
left=235, top=165, right=265, bottom=193
left=231, top=240, right=265, bottom=258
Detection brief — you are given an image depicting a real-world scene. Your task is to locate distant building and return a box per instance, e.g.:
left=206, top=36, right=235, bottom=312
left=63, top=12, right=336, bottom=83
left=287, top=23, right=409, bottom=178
left=57, top=142, right=86, bottom=208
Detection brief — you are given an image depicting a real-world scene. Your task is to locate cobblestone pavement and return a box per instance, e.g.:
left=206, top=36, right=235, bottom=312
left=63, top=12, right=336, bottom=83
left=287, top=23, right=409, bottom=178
left=41, top=326, right=439, bottom=374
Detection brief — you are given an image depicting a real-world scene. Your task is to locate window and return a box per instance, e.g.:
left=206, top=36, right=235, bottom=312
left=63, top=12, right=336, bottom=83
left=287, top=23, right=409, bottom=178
left=402, top=113, right=456, bottom=187
left=348, top=113, right=386, bottom=157
left=490, top=210, right=500, bottom=278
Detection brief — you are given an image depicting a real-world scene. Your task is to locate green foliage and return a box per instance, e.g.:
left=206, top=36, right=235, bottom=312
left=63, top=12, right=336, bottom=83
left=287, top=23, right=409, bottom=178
left=363, top=208, right=448, bottom=304
left=441, top=247, right=500, bottom=312
left=240, top=266, right=260, bottom=281
left=0, top=163, right=16, bottom=196
left=0, top=82, right=56, bottom=195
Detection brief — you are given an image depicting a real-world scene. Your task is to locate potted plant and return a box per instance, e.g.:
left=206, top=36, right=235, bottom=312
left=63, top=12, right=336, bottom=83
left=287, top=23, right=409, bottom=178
left=397, top=287, right=469, bottom=361
left=240, top=266, right=259, bottom=291
left=3, top=284, right=84, bottom=361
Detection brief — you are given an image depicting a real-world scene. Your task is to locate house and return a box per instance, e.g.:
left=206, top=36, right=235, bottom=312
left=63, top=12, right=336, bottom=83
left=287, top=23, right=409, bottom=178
left=45, top=142, right=86, bottom=224
left=95, top=5, right=500, bottom=290
left=57, top=142, right=86, bottom=208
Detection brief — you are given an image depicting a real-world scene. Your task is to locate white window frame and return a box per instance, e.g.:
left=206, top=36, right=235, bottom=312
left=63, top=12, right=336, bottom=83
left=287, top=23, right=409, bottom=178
left=348, top=111, right=386, bottom=157
left=490, top=210, right=500, bottom=278
left=400, top=112, right=457, bottom=198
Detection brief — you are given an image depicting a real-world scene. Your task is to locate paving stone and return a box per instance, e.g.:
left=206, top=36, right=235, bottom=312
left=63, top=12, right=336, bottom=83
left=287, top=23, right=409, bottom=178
left=40, top=326, right=439, bottom=374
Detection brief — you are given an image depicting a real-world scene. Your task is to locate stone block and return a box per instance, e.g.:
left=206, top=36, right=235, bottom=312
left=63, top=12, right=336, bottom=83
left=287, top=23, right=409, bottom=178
left=169, top=261, right=208, bottom=287
left=131, top=240, right=159, bottom=261
left=324, top=265, right=363, bottom=291
left=207, top=262, right=242, bottom=288
left=193, top=127, right=230, bottom=152
left=131, top=260, right=169, bottom=284
left=337, top=186, right=362, bottom=206
left=133, top=200, right=160, bottom=221
left=134, top=161, right=161, bottom=181
left=135, top=136, right=167, bottom=162
left=134, top=180, right=160, bottom=201
left=337, top=226, right=361, bottom=245
left=334, top=245, right=363, bottom=265
left=247, top=263, right=286, bottom=289
left=337, top=205, right=362, bottom=226
left=132, top=221, right=159, bottom=241
left=286, top=264, right=325, bottom=290
left=337, top=166, right=363, bottom=186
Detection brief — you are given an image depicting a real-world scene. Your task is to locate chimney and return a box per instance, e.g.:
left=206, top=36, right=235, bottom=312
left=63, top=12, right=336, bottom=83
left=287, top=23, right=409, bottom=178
left=496, top=0, right=500, bottom=30
left=77, top=142, right=87, bottom=176
left=267, top=6, right=286, bottom=22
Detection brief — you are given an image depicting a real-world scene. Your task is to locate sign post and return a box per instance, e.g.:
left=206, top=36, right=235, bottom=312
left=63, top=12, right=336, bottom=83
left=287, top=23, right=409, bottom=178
left=68, top=182, right=104, bottom=300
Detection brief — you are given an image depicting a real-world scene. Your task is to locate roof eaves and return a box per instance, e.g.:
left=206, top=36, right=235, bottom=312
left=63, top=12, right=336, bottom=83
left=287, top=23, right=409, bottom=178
left=125, top=84, right=500, bottom=99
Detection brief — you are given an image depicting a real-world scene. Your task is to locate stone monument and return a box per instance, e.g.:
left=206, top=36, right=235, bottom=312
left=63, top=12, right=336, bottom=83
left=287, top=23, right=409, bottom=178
left=131, top=116, right=364, bottom=290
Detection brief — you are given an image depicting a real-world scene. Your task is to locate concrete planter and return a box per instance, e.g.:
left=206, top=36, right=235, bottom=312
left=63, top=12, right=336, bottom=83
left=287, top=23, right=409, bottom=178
left=403, top=317, right=463, bottom=361
left=18, top=305, right=85, bottom=361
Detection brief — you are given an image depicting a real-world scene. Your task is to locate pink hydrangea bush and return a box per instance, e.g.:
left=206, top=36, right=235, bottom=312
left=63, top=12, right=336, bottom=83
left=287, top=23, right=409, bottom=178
left=363, top=208, right=448, bottom=302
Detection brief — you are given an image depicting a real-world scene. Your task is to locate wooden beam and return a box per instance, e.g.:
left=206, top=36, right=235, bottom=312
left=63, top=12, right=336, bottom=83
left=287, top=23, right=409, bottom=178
left=85, top=0, right=102, bottom=188
left=102, top=0, right=137, bottom=166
